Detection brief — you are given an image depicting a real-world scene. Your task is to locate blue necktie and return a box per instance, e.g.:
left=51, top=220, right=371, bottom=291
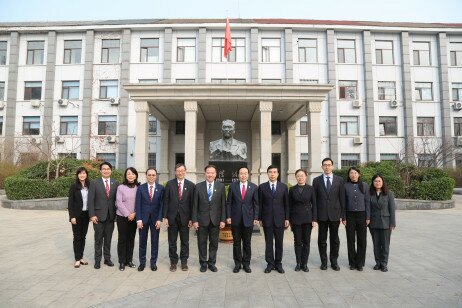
left=271, top=183, right=276, bottom=196
left=208, top=183, right=212, bottom=202
left=326, top=176, right=331, bottom=193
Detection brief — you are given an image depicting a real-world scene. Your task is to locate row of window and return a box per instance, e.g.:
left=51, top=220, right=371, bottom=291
left=1, top=39, right=461, bottom=65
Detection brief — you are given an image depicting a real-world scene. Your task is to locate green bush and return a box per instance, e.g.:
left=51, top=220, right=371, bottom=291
left=4, top=176, right=54, bottom=200
left=411, top=177, right=455, bottom=201
left=0, top=162, right=27, bottom=189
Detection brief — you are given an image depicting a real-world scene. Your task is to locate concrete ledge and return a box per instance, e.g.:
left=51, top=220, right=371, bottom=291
left=1, top=197, right=68, bottom=210
left=395, top=198, right=454, bottom=210
left=453, top=188, right=462, bottom=195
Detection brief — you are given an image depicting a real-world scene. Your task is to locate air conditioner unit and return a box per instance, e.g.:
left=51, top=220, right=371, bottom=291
left=107, top=136, right=117, bottom=143
left=58, top=99, right=69, bottom=107
left=453, top=102, right=462, bottom=111
left=31, top=137, right=41, bottom=145
left=457, top=136, right=462, bottom=147
left=352, top=100, right=361, bottom=108
left=389, top=100, right=398, bottom=108
left=0, top=101, right=5, bottom=109
left=353, top=137, right=363, bottom=145
left=110, top=98, right=120, bottom=106
left=55, top=136, right=65, bottom=143
left=30, top=100, right=41, bottom=108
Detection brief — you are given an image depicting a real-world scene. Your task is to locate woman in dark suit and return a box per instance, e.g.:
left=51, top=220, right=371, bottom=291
left=289, top=169, right=317, bottom=272
left=68, top=167, right=90, bottom=268
left=369, top=174, right=396, bottom=272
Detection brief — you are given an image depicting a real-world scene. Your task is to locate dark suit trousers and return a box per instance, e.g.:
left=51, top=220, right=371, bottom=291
left=93, top=219, right=115, bottom=262
left=369, top=228, right=391, bottom=267
left=168, top=213, right=190, bottom=264
left=317, top=220, right=340, bottom=266
left=263, top=226, right=284, bottom=267
left=138, top=217, right=160, bottom=266
left=71, top=211, right=89, bottom=261
left=231, top=220, right=253, bottom=266
left=346, top=211, right=367, bottom=268
left=116, top=215, right=137, bottom=264
left=197, top=222, right=219, bottom=266
left=292, top=223, right=312, bottom=267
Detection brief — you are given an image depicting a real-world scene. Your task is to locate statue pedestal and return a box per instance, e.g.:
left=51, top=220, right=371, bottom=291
left=209, top=161, right=248, bottom=185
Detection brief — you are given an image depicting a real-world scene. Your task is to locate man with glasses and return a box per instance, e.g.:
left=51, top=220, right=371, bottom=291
left=312, top=158, right=346, bottom=271
left=135, top=168, right=165, bottom=271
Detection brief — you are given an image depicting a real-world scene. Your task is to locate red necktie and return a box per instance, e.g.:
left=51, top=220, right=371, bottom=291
left=149, top=185, right=153, bottom=202
left=241, top=184, right=246, bottom=200
left=105, top=179, right=110, bottom=198
left=178, top=182, right=183, bottom=201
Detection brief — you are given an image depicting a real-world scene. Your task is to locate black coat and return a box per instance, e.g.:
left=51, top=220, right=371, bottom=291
left=68, top=183, right=88, bottom=221
left=192, top=181, right=226, bottom=227
left=226, top=181, right=259, bottom=227
left=163, top=178, right=195, bottom=225
left=312, top=174, right=346, bottom=221
left=369, top=191, right=396, bottom=229
left=258, top=182, right=289, bottom=228
left=288, top=184, right=317, bottom=225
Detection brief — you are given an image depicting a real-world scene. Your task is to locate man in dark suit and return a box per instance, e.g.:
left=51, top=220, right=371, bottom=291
left=135, top=167, right=164, bottom=271
left=163, top=163, right=195, bottom=272
left=258, top=165, right=289, bottom=274
left=88, top=161, right=119, bottom=269
left=312, top=157, right=346, bottom=271
left=192, top=164, right=226, bottom=273
left=226, top=166, right=259, bottom=273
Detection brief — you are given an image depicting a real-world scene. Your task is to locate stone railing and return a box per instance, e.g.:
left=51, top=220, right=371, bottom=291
left=1, top=197, right=68, bottom=210
left=395, top=198, right=454, bottom=210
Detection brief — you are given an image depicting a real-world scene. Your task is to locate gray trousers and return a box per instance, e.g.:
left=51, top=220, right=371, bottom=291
left=369, top=228, right=391, bottom=267
left=93, top=219, right=115, bottom=263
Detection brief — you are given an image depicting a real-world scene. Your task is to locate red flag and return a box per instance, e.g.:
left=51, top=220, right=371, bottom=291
left=224, top=18, right=232, bottom=58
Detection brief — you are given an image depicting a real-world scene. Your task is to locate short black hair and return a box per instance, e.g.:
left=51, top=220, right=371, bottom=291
left=238, top=166, right=250, bottom=173
left=295, top=169, right=307, bottom=176
left=175, top=163, right=186, bottom=171
left=145, top=167, right=157, bottom=175
left=75, top=167, right=89, bottom=188
left=123, top=167, right=140, bottom=186
left=370, top=174, right=388, bottom=195
left=267, top=165, right=279, bottom=173
left=100, top=161, right=113, bottom=170
left=321, top=157, right=334, bottom=166
left=204, top=164, right=217, bottom=172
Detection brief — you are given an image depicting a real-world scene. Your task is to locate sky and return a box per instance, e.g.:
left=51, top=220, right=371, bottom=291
left=0, top=0, right=461, bottom=23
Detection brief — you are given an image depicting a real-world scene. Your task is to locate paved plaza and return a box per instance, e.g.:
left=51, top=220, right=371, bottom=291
left=0, top=196, right=461, bottom=307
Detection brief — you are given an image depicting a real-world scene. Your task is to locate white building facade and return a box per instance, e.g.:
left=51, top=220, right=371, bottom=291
left=0, top=19, right=461, bottom=184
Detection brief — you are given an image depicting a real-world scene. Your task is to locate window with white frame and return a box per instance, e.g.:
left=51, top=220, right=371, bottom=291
left=26, top=41, right=44, bottom=65
left=299, top=79, right=318, bottom=84
left=175, top=79, right=195, bottom=84
left=99, top=80, right=118, bottom=99
left=138, top=79, right=158, bottom=84
left=452, top=83, right=462, bottom=101
left=341, top=153, right=360, bottom=167
left=101, top=39, right=120, bottom=63
left=0, top=41, right=7, bottom=65
left=337, top=39, right=356, bottom=63
left=140, top=38, right=159, bottom=62
left=212, top=38, right=245, bottom=62
left=380, top=153, right=399, bottom=162
left=300, top=153, right=309, bottom=171
left=0, top=81, right=4, bottom=100
left=24, top=81, right=42, bottom=100
left=63, top=40, right=82, bottom=64
left=450, top=42, right=462, bottom=66
left=417, top=117, right=435, bottom=136
left=418, top=154, right=435, bottom=167
left=58, top=153, right=77, bottom=159
left=415, top=82, right=433, bottom=101
left=413, top=41, right=431, bottom=66
left=211, top=79, right=246, bottom=84
left=379, top=116, right=397, bottom=136
left=338, top=80, right=357, bottom=99
left=62, top=81, right=79, bottom=99
left=378, top=81, right=396, bottom=100
left=454, top=118, right=462, bottom=136
left=298, top=39, right=317, bottom=62
left=60, top=116, right=78, bottom=135
left=177, top=38, right=196, bottom=62
left=375, top=40, right=394, bottom=64
left=340, top=116, right=359, bottom=136
left=98, top=115, right=117, bottom=135
left=261, top=38, right=281, bottom=62
left=149, top=115, right=157, bottom=134
left=300, top=120, right=308, bottom=135
left=262, top=79, right=282, bottom=83
left=97, top=153, right=116, bottom=167
left=148, top=153, right=157, bottom=168
left=23, top=116, right=40, bottom=135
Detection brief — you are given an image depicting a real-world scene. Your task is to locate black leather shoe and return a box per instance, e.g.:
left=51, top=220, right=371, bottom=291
left=276, top=266, right=285, bottom=274
left=357, top=267, right=363, bottom=271
left=200, top=265, right=207, bottom=272
left=151, top=264, right=158, bottom=271
left=373, top=264, right=381, bottom=270
left=349, top=265, right=356, bottom=270
left=138, top=264, right=145, bottom=271
left=243, top=266, right=251, bottom=273
left=119, top=263, right=125, bottom=271
left=381, top=266, right=388, bottom=272
left=294, top=264, right=301, bottom=272
left=264, top=265, right=273, bottom=273
left=104, top=260, right=114, bottom=267
left=302, top=265, right=309, bottom=272
left=170, top=264, right=177, bottom=272
left=320, top=264, right=327, bottom=270
left=233, top=265, right=241, bottom=273
left=126, top=262, right=136, bottom=268
left=94, top=262, right=101, bottom=269
left=331, top=264, right=340, bottom=271
left=181, top=263, right=188, bottom=271
left=208, top=264, right=217, bottom=272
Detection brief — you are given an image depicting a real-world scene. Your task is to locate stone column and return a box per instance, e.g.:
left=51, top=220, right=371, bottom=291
left=308, top=101, right=323, bottom=181
left=158, top=121, right=170, bottom=184
left=184, top=101, right=198, bottom=183
left=251, top=120, right=260, bottom=184
left=134, top=101, right=149, bottom=181
left=259, top=101, right=273, bottom=183
left=286, top=121, right=297, bottom=185
left=401, top=32, right=415, bottom=162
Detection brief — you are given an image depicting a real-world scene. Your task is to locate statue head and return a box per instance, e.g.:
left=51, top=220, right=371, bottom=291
left=221, top=119, right=235, bottom=140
